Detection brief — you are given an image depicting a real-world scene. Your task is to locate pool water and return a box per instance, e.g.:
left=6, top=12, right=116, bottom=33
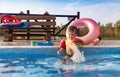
left=0, top=47, right=120, bottom=77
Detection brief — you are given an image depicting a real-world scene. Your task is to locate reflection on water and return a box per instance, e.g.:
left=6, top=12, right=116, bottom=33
left=0, top=48, right=119, bottom=77
left=0, top=57, right=119, bottom=77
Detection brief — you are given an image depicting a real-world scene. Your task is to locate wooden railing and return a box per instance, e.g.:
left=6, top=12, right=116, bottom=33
left=1, top=15, right=56, bottom=41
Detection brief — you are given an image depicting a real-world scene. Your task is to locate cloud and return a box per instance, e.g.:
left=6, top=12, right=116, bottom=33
left=0, top=0, right=120, bottom=26
left=63, top=1, right=120, bottom=25
left=0, top=1, right=46, bottom=14
left=63, top=0, right=81, bottom=12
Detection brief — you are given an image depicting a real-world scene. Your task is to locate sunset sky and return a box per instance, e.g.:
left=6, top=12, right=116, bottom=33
left=0, top=0, right=120, bottom=25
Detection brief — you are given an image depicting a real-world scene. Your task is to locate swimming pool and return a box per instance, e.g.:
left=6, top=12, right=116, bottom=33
left=0, top=47, right=120, bottom=77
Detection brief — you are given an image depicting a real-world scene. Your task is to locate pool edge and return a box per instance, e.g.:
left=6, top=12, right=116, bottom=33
left=0, top=45, right=120, bottom=48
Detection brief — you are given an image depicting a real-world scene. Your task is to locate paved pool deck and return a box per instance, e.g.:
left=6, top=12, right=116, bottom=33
left=0, top=40, right=120, bottom=48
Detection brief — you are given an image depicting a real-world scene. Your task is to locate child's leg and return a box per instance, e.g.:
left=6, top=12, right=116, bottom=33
left=62, top=55, right=70, bottom=64
left=62, top=44, right=73, bottom=64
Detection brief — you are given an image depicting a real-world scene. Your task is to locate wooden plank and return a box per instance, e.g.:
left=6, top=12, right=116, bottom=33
left=29, top=31, right=53, bottom=32
left=13, top=15, right=56, bottom=20
left=8, top=27, right=56, bottom=29
left=29, top=27, right=56, bottom=29
left=13, top=34, right=44, bottom=36
left=13, top=34, right=28, bottom=36
left=29, top=21, right=56, bottom=26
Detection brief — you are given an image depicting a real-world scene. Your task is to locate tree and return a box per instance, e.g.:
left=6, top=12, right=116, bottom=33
left=100, top=24, right=105, bottom=37
left=105, top=23, right=114, bottom=37
left=114, top=20, right=120, bottom=37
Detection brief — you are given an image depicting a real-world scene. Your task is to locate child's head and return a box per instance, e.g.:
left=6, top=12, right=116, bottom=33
left=66, top=26, right=78, bottom=40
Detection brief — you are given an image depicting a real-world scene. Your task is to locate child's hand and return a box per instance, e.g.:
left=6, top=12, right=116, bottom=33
left=57, top=48, right=64, bottom=55
left=57, top=50, right=61, bottom=55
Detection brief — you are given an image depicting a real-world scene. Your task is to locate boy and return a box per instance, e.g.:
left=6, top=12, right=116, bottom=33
left=57, top=26, right=84, bottom=64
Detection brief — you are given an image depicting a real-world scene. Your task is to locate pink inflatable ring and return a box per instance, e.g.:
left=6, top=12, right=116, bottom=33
left=69, top=18, right=100, bottom=45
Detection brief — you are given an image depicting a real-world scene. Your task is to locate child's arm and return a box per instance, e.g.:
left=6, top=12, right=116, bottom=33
left=57, top=39, right=66, bottom=55
left=57, top=48, right=64, bottom=55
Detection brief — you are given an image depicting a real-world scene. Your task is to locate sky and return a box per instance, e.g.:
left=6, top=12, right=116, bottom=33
left=0, top=0, right=120, bottom=26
